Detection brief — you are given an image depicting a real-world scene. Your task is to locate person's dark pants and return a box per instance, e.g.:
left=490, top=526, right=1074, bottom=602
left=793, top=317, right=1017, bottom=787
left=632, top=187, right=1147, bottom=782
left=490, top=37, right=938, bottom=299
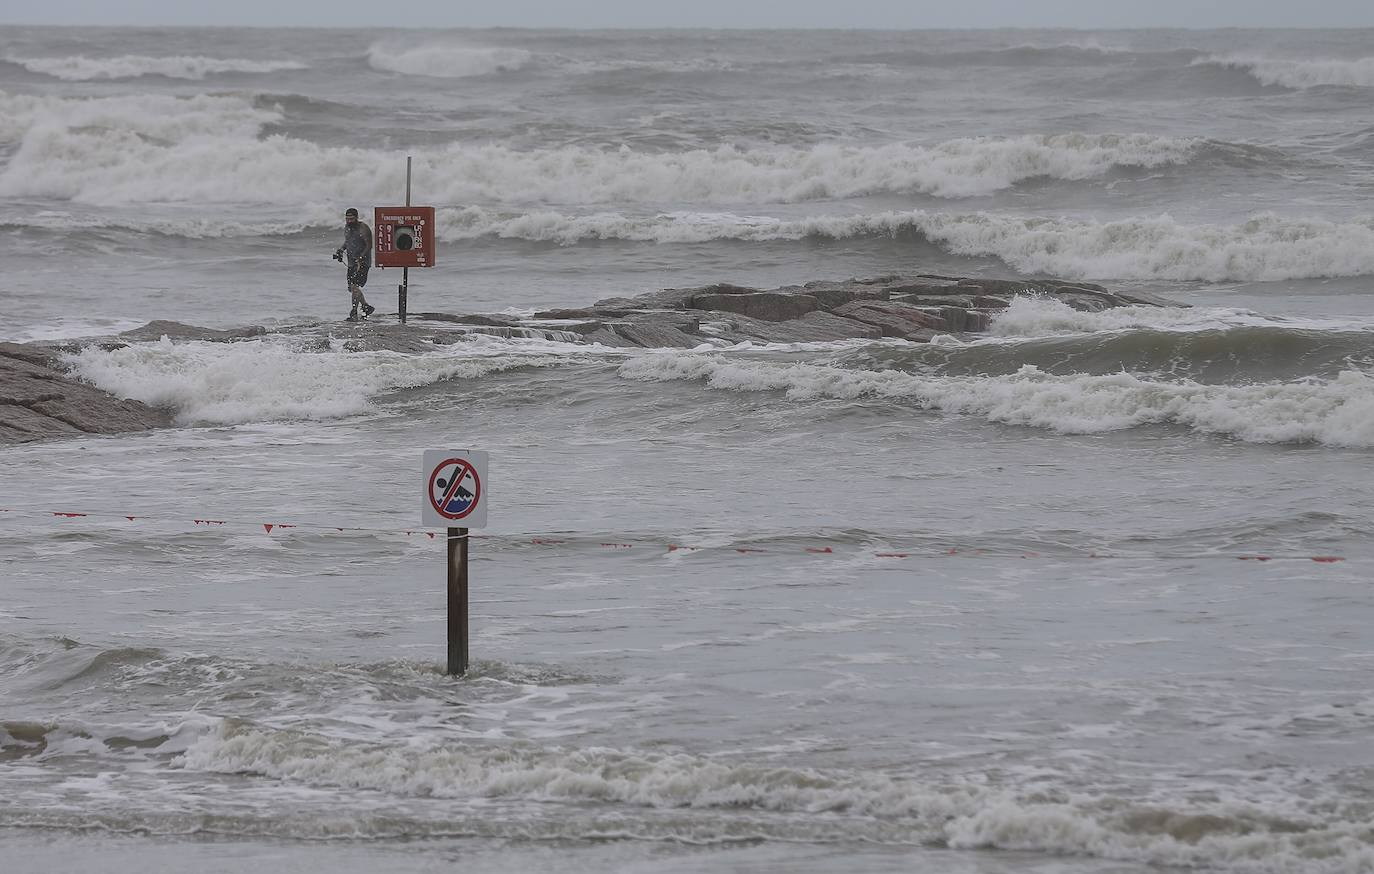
left=347, top=262, right=370, bottom=309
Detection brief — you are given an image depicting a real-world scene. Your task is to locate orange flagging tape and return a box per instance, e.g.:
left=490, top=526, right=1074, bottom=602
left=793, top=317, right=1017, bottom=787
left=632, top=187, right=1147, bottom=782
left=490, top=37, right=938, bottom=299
left=1, top=508, right=1353, bottom=562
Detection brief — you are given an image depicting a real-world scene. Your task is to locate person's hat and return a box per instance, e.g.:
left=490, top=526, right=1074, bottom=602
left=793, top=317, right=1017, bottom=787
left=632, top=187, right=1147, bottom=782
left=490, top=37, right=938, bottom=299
left=344, top=208, right=358, bottom=217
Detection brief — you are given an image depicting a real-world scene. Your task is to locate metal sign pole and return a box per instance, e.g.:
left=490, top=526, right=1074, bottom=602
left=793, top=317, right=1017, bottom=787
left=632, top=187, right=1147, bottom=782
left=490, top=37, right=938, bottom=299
left=424, top=449, right=486, bottom=677
left=399, top=156, right=412, bottom=324
left=447, top=526, right=469, bottom=675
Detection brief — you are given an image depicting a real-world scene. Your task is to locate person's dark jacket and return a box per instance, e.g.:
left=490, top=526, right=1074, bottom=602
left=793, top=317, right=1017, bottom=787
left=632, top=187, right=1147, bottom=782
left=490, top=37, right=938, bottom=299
left=341, top=222, right=372, bottom=268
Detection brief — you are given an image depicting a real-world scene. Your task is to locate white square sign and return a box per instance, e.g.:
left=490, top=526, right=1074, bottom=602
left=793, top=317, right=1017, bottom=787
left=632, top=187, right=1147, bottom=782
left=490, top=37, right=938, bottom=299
left=422, top=449, right=488, bottom=529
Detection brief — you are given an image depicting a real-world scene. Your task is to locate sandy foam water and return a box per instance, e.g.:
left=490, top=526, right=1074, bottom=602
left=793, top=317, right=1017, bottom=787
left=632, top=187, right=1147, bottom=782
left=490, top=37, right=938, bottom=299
left=7, top=55, right=307, bottom=81
left=618, top=352, right=1374, bottom=448
left=365, top=41, right=533, bottom=78
left=1, top=713, right=219, bottom=762
left=163, top=717, right=1374, bottom=870
left=1194, top=54, right=1374, bottom=89
left=65, top=335, right=588, bottom=426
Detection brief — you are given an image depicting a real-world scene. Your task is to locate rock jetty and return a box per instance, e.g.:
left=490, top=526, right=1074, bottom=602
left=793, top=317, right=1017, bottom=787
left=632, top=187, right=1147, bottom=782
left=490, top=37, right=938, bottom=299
left=0, top=275, right=1179, bottom=444
left=0, top=341, right=171, bottom=444
left=516, top=274, right=1179, bottom=348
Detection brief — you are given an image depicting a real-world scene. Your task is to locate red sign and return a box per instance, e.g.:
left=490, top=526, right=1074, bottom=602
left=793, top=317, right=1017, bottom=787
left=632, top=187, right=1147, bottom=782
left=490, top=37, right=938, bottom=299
left=375, top=206, right=436, bottom=268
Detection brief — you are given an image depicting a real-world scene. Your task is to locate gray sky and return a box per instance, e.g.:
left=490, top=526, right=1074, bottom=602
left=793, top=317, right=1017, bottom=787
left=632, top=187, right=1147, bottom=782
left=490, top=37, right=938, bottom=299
left=5, top=0, right=1374, bottom=29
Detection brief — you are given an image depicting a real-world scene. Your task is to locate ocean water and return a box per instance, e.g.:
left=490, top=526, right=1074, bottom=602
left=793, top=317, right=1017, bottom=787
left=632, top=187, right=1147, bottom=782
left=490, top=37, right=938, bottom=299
left=3, top=25, right=1374, bottom=874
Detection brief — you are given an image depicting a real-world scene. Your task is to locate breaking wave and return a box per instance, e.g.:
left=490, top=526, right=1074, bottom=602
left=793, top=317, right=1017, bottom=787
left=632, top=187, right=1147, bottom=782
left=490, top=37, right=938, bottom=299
left=6, top=54, right=307, bottom=81
left=618, top=351, right=1374, bottom=448
left=870, top=298, right=1374, bottom=382
left=142, top=717, right=1374, bottom=868
left=366, top=42, right=533, bottom=78
left=0, top=94, right=1201, bottom=203
left=11, top=707, right=1374, bottom=870
left=1193, top=54, right=1374, bottom=89
left=0, top=90, right=279, bottom=154
left=439, top=208, right=1374, bottom=282
left=65, top=335, right=587, bottom=425
left=901, top=210, right=1374, bottom=282
left=12, top=198, right=1374, bottom=283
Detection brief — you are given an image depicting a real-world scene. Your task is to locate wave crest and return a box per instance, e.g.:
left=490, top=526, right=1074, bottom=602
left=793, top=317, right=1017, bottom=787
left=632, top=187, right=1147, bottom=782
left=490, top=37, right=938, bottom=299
left=437, top=208, right=1374, bottom=283
left=7, top=54, right=307, bottom=81
left=910, top=210, right=1374, bottom=282
left=1193, top=54, right=1374, bottom=89
left=66, top=336, right=581, bottom=425
left=156, top=716, right=1374, bottom=867
left=619, top=352, right=1374, bottom=448
left=366, top=42, right=532, bottom=78
left=0, top=97, right=1200, bottom=204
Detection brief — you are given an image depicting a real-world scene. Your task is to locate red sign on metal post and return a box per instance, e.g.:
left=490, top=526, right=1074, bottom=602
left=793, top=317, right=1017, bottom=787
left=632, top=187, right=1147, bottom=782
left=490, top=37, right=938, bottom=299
left=374, top=206, right=436, bottom=268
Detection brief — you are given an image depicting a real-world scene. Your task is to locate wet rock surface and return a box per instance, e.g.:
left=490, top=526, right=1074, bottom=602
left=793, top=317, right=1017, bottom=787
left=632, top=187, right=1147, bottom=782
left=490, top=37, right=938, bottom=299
left=1, top=275, right=1181, bottom=444
left=0, top=342, right=172, bottom=444
left=555, top=274, right=1180, bottom=348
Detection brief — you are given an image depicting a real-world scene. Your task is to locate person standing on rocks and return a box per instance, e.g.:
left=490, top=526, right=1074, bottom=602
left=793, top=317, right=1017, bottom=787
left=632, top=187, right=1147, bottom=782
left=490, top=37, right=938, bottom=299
left=333, top=207, right=375, bottom=322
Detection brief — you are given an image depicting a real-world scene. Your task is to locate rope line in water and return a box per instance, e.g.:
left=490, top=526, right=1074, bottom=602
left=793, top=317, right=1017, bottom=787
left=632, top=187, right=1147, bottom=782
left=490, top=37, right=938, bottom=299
left=0, top=507, right=1350, bottom=562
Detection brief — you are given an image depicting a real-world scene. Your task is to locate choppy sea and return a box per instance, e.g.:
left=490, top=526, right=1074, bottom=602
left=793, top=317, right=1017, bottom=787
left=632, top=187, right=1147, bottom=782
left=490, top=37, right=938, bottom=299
left=3, top=25, right=1374, bottom=874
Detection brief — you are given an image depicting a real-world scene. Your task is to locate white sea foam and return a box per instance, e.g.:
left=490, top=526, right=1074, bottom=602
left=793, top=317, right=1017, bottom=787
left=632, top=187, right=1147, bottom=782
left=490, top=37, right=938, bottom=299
left=910, top=210, right=1374, bottom=282
left=0, top=91, right=277, bottom=149
left=563, top=56, right=743, bottom=76
left=65, top=336, right=584, bottom=425
left=169, top=718, right=1374, bottom=870
left=366, top=42, right=532, bottom=78
left=986, top=297, right=1290, bottom=337
left=1195, top=54, right=1374, bottom=89
left=8, top=54, right=307, bottom=81
left=438, top=207, right=1374, bottom=282
left=3, top=316, right=151, bottom=344
left=0, top=208, right=328, bottom=240
left=0, top=97, right=1198, bottom=205
left=618, top=353, right=1374, bottom=448
left=10, top=201, right=1374, bottom=288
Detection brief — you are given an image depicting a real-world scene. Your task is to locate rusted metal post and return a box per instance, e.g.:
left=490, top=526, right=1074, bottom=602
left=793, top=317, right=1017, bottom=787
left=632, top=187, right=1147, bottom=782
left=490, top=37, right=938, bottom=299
left=447, top=526, right=469, bottom=675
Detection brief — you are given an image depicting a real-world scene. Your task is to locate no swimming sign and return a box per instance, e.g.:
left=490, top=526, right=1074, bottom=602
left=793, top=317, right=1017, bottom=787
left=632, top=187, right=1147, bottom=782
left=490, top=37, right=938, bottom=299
left=422, top=450, right=489, bottom=528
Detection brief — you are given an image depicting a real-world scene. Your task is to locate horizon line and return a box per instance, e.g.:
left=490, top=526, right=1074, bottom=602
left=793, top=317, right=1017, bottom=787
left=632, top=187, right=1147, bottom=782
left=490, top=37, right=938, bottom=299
left=3, top=22, right=1374, bottom=31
